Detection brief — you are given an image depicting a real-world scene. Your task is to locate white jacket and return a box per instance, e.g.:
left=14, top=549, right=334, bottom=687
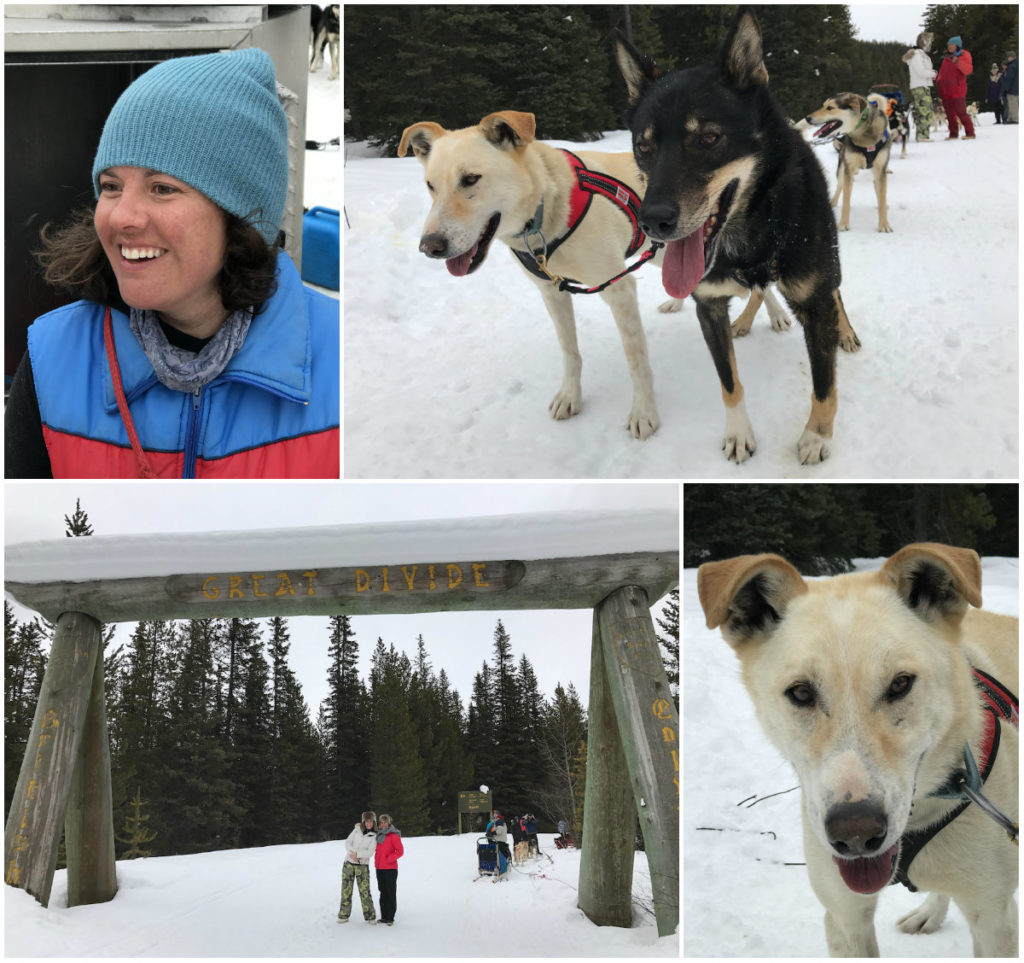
left=345, top=823, right=378, bottom=865
left=904, top=47, right=936, bottom=89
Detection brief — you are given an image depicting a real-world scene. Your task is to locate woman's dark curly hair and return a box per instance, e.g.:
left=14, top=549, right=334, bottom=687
left=34, top=205, right=280, bottom=313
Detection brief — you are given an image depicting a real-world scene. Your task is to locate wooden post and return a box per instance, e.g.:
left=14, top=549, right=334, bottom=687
left=3, top=612, right=105, bottom=907
left=596, top=585, right=679, bottom=938
left=578, top=607, right=636, bottom=928
left=65, top=646, right=117, bottom=907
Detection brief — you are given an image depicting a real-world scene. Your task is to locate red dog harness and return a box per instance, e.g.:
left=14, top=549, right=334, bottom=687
left=512, top=149, right=659, bottom=294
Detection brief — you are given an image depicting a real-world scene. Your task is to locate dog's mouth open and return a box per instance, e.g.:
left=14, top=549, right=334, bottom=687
left=832, top=843, right=899, bottom=894
left=446, top=213, right=501, bottom=277
left=660, top=180, right=738, bottom=300
left=810, top=119, right=844, bottom=144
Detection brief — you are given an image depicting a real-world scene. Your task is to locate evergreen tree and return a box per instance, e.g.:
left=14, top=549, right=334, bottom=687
left=536, top=683, right=587, bottom=833
left=64, top=498, right=94, bottom=536
left=232, top=620, right=274, bottom=847
left=655, top=590, right=680, bottom=705
left=4, top=607, right=48, bottom=819
left=116, top=786, right=158, bottom=859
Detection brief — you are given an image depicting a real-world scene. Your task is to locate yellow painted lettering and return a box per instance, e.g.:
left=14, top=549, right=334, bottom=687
left=662, top=725, right=676, bottom=743
left=302, top=571, right=318, bottom=596
left=670, top=749, right=679, bottom=771
left=472, top=563, right=489, bottom=587
left=381, top=567, right=390, bottom=592
left=402, top=565, right=418, bottom=590
left=228, top=575, right=244, bottom=599
left=251, top=574, right=267, bottom=598
left=447, top=564, right=463, bottom=589
left=428, top=564, right=436, bottom=590
left=356, top=569, right=370, bottom=592
left=202, top=576, right=220, bottom=600
left=275, top=572, right=296, bottom=597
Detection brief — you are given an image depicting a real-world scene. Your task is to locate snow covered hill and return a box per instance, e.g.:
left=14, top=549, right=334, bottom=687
left=5, top=834, right=675, bottom=957
left=683, top=555, right=1019, bottom=957
left=344, top=117, right=1017, bottom=479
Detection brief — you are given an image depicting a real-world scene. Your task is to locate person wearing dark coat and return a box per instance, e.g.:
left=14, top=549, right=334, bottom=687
left=988, top=63, right=1006, bottom=122
left=1002, top=52, right=1019, bottom=123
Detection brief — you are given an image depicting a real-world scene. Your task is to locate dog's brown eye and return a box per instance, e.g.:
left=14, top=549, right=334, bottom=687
left=700, top=132, right=720, bottom=146
left=887, top=674, right=915, bottom=701
left=635, top=142, right=652, bottom=156
left=461, top=173, right=481, bottom=188
left=786, top=682, right=816, bottom=708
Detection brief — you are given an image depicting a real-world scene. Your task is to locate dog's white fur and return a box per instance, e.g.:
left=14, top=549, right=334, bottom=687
left=699, top=543, right=1018, bottom=957
left=310, top=5, right=339, bottom=81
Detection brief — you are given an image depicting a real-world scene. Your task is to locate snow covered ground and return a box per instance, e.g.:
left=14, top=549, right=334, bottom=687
left=682, top=555, right=1019, bottom=957
left=4, top=834, right=675, bottom=958
left=343, top=116, right=1017, bottom=479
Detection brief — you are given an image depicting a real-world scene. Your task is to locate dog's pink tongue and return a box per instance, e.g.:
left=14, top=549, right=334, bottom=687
left=662, top=228, right=705, bottom=300
left=446, top=242, right=479, bottom=277
left=833, top=844, right=898, bottom=894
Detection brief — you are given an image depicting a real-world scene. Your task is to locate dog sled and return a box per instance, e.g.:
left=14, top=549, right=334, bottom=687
left=475, top=836, right=510, bottom=881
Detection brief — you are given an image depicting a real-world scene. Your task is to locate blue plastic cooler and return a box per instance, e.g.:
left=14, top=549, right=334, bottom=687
left=301, top=206, right=340, bottom=290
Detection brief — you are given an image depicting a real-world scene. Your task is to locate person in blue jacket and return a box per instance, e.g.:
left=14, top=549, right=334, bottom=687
left=5, top=47, right=339, bottom=478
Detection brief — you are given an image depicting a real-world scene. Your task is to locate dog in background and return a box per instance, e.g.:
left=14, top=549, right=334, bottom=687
left=698, top=543, right=1018, bottom=956
left=805, top=92, right=894, bottom=232
left=310, top=4, right=339, bottom=81
left=513, top=840, right=530, bottom=864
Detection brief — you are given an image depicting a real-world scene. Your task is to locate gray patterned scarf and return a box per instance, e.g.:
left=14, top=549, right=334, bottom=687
left=129, top=307, right=253, bottom=393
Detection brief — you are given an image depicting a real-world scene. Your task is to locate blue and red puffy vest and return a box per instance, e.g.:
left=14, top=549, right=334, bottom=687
left=27, top=251, right=339, bottom=478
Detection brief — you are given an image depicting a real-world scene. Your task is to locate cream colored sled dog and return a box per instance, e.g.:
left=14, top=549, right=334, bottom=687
left=698, top=543, right=1018, bottom=957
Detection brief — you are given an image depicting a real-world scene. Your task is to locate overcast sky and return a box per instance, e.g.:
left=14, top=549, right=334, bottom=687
left=848, top=4, right=926, bottom=44
left=4, top=482, right=679, bottom=715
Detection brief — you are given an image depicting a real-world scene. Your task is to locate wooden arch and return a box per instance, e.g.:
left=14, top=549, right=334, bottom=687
left=5, top=510, right=679, bottom=936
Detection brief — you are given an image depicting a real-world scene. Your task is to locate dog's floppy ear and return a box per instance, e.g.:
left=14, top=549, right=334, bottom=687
left=398, top=121, right=447, bottom=161
left=612, top=30, right=662, bottom=104
left=698, top=554, right=807, bottom=650
left=881, top=543, right=982, bottom=625
left=721, top=6, right=770, bottom=89
left=479, top=111, right=535, bottom=150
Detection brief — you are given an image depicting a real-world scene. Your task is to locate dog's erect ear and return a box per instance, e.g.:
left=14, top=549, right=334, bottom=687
left=612, top=30, right=662, bottom=104
left=398, top=121, right=447, bottom=162
left=479, top=111, right=535, bottom=150
left=721, top=6, right=770, bottom=89
left=698, top=554, right=807, bottom=650
left=881, top=543, right=982, bottom=625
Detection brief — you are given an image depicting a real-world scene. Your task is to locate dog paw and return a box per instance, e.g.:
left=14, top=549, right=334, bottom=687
left=840, top=331, right=862, bottom=353
left=730, top=319, right=753, bottom=338
left=878, top=224, right=894, bottom=233
left=767, top=311, right=792, bottom=333
left=838, top=223, right=850, bottom=232
left=722, top=404, right=756, bottom=462
left=549, top=389, right=582, bottom=420
left=896, top=893, right=950, bottom=934
left=657, top=298, right=684, bottom=313
left=627, top=406, right=660, bottom=440
left=797, top=430, right=831, bottom=464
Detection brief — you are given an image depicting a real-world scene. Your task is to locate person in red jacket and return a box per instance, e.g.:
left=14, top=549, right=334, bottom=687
left=374, top=814, right=405, bottom=926
left=936, top=34, right=976, bottom=139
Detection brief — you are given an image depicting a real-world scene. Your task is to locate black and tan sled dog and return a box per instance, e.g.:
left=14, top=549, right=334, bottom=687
left=615, top=7, right=861, bottom=464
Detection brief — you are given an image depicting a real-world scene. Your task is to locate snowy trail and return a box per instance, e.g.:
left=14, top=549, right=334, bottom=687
left=5, top=835, right=675, bottom=957
left=344, top=119, right=1017, bottom=479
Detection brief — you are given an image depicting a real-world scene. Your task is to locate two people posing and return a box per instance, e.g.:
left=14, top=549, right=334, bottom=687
left=338, top=811, right=404, bottom=926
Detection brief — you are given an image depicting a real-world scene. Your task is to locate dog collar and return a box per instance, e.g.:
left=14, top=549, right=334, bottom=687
left=512, top=199, right=546, bottom=240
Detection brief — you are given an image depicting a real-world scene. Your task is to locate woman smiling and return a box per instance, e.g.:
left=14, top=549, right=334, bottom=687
left=5, top=48, right=339, bottom=479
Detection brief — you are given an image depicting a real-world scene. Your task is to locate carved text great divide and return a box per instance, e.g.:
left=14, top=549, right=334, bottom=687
left=166, top=560, right=526, bottom=604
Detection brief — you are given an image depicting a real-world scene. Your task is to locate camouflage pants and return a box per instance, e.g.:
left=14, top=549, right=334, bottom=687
left=338, top=862, right=376, bottom=921
left=911, top=87, right=933, bottom=139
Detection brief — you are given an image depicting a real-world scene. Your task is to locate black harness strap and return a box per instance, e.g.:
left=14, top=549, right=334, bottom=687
left=838, top=129, right=890, bottom=169
left=892, top=668, right=1018, bottom=892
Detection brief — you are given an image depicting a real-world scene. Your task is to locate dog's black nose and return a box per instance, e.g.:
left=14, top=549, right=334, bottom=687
left=825, top=801, right=889, bottom=857
left=639, top=202, right=678, bottom=240
left=419, top=233, right=448, bottom=258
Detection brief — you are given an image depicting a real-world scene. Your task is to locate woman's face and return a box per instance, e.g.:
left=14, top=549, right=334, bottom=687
left=380, top=818, right=390, bottom=829
left=364, top=817, right=375, bottom=829
left=94, top=166, right=228, bottom=335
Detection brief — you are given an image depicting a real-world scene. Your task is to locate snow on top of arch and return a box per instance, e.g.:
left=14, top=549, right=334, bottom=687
left=5, top=508, right=678, bottom=584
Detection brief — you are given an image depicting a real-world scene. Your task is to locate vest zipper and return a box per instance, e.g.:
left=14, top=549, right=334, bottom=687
left=183, top=387, right=203, bottom=478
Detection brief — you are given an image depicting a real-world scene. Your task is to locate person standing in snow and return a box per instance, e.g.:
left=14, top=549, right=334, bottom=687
left=374, top=814, right=404, bottom=926
left=902, top=31, right=937, bottom=141
left=988, top=63, right=1006, bottom=123
left=338, top=811, right=377, bottom=924
left=4, top=47, right=339, bottom=479
left=935, top=34, right=975, bottom=139
left=1001, top=51, right=1019, bottom=123
left=524, top=813, right=539, bottom=855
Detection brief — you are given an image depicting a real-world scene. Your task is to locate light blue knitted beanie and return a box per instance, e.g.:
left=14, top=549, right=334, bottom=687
left=92, top=48, right=288, bottom=245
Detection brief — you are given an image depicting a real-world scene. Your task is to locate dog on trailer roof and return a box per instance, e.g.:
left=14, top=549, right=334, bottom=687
left=698, top=544, right=1018, bottom=957
left=805, top=92, right=895, bottom=233
left=614, top=6, right=861, bottom=465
